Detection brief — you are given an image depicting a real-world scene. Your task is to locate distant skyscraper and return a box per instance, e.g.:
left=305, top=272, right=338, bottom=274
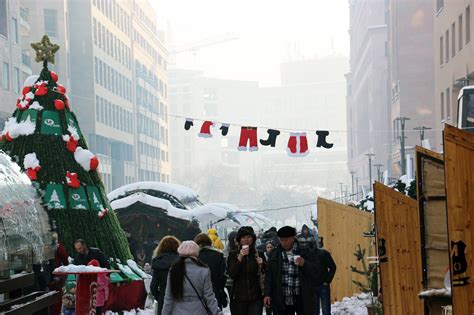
left=346, top=0, right=391, bottom=192
left=67, top=0, right=170, bottom=191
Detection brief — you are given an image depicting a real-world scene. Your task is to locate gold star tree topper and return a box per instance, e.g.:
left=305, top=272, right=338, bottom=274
left=31, top=35, right=60, bottom=64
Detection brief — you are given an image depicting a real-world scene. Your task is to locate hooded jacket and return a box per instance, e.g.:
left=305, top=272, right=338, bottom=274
left=150, top=251, right=180, bottom=312
left=297, top=224, right=316, bottom=250
left=208, top=229, right=225, bottom=250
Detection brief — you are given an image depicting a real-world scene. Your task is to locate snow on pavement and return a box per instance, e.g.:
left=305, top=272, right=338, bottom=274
left=105, top=292, right=373, bottom=315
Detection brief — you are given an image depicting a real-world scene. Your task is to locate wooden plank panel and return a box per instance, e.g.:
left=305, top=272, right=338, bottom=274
left=416, top=146, right=449, bottom=290
left=444, top=124, right=474, bottom=315
left=374, top=182, right=424, bottom=315
left=317, top=197, right=373, bottom=302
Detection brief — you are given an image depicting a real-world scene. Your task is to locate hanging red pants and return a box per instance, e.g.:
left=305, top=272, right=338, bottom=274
left=238, top=127, right=258, bottom=151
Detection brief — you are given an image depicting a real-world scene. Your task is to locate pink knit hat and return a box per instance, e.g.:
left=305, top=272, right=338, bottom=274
left=178, top=240, right=200, bottom=257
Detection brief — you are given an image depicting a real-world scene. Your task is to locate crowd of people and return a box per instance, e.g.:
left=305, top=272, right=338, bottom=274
left=150, top=224, right=337, bottom=315
left=46, top=223, right=336, bottom=315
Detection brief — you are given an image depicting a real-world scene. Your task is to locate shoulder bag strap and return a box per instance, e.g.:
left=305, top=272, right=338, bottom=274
left=184, top=273, right=212, bottom=315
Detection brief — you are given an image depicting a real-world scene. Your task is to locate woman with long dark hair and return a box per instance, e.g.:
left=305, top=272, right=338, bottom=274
left=227, top=226, right=266, bottom=315
left=150, top=236, right=181, bottom=315
left=162, top=241, right=223, bottom=315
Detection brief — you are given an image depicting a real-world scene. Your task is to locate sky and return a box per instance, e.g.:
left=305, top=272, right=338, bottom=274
left=154, top=0, right=350, bottom=86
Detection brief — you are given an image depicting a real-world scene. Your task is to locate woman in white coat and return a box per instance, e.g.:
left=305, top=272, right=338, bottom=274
left=162, top=241, right=223, bottom=315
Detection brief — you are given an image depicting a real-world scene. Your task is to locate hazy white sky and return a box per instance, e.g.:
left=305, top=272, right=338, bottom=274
left=155, top=0, right=350, bottom=86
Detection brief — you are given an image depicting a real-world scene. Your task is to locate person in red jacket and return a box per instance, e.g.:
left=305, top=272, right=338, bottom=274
left=49, top=232, right=69, bottom=315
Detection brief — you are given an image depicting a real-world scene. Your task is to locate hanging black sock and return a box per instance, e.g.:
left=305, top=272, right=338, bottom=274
left=316, top=130, right=333, bottom=148
left=184, top=119, right=193, bottom=131
left=260, top=129, right=280, bottom=147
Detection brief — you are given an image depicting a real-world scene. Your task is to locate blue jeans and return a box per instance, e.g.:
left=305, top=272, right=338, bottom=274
left=62, top=307, right=75, bottom=315
left=314, top=284, right=331, bottom=315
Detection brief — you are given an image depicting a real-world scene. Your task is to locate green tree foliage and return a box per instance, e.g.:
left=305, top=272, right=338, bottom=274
left=0, top=39, right=130, bottom=261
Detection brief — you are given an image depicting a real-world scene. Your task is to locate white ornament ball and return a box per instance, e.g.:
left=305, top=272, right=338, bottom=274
left=23, top=75, right=40, bottom=87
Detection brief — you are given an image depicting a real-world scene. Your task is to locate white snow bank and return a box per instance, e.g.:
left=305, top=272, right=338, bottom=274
left=331, top=293, right=372, bottom=315
left=2, top=117, right=36, bottom=138
left=419, top=288, right=451, bottom=298
left=54, top=265, right=106, bottom=273
left=110, top=192, right=190, bottom=219
left=127, top=259, right=151, bottom=279
left=108, top=181, right=199, bottom=202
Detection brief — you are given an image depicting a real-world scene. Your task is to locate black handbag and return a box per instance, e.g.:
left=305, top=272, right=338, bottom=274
left=184, top=273, right=212, bottom=315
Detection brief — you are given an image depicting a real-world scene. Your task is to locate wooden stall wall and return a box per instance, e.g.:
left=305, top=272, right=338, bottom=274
left=317, top=197, right=373, bottom=302
left=374, top=183, right=424, bottom=315
left=444, top=125, right=474, bottom=314
left=416, top=146, right=449, bottom=289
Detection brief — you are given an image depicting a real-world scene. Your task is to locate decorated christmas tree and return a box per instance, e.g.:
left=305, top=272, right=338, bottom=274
left=0, top=35, right=131, bottom=261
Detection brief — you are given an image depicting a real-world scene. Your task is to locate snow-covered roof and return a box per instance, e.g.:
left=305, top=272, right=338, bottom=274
left=110, top=192, right=190, bottom=220
left=184, top=203, right=240, bottom=223
left=107, top=181, right=199, bottom=202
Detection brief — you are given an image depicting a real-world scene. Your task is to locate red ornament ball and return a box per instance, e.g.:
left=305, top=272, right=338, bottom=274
left=26, top=168, right=37, bottom=181
left=34, top=85, right=48, bottom=96
left=5, top=133, right=13, bottom=142
left=50, top=71, right=58, bottom=82
left=54, top=99, right=65, bottom=110
left=56, top=84, right=66, bottom=94
left=90, top=156, right=99, bottom=171
left=22, top=86, right=30, bottom=96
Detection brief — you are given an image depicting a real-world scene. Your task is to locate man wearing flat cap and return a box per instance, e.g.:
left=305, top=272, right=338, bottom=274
left=264, top=226, right=323, bottom=315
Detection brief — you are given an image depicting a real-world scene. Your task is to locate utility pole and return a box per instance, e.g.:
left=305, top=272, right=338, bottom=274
left=374, top=163, right=384, bottom=182
left=365, top=153, right=375, bottom=189
left=413, top=126, right=432, bottom=145
left=396, top=117, right=410, bottom=175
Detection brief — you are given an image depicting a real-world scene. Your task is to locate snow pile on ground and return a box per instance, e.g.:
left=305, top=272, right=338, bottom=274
left=54, top=265, right=106, bottom=273
left=331, top=293, right=372, bottom=315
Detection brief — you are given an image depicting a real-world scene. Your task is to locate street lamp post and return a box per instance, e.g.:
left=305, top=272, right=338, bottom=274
left=395, top=117, right=410, bottom=175
left=374, top=163, right=384, bottom=182
left=355, top=177, right=359, bottom=199
left=350, top=171, right=356, bottom=195
left=413, top=126, right=432, bottom=146
left=366, top=153, right=375, bottom=189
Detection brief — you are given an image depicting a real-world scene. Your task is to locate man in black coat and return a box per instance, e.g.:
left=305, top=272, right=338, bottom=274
left=314, top=248, right=336, bottom=315
left=264, top=226, right=323, bottom=315
left=73, top=239, right=110, bottom=268
left=195, top=233, right=228, bottom=309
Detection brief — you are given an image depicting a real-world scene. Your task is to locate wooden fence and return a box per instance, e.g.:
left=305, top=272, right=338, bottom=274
left=416, top=146, right=449, bottom=290
left=374, top=182, right=424, bottom=315
left=444, top=124, right=474, bottom=314
left=317, top=197, right=373, bottom=302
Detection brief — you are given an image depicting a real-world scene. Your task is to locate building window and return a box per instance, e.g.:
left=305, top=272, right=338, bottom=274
left=13, top=66, right=19, bottom=93
left=440, top=36, right=443, bottom=65
left=467, top=6, right=471, bottom=44
left=446, top=30, right=449, bottom=63
left=44, top=9, right=58, bottom=37
left=2, top=62, right=9, bottom=90
left=446, top=88, right=451, bottom=119
left=452, top=23, right=456, bottom=57
left=441, top=91, right=445, bottom=121
left=11, top=18, right=18, bottom=43
left=459, top=14, right=463, bottom=51
left=436, top=0, right=444, bottom=13
left=0, top=0, right=7, bottom=38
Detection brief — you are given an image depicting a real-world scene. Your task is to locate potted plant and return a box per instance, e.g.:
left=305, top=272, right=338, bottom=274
left=350, top=244, right=383, bottom=315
